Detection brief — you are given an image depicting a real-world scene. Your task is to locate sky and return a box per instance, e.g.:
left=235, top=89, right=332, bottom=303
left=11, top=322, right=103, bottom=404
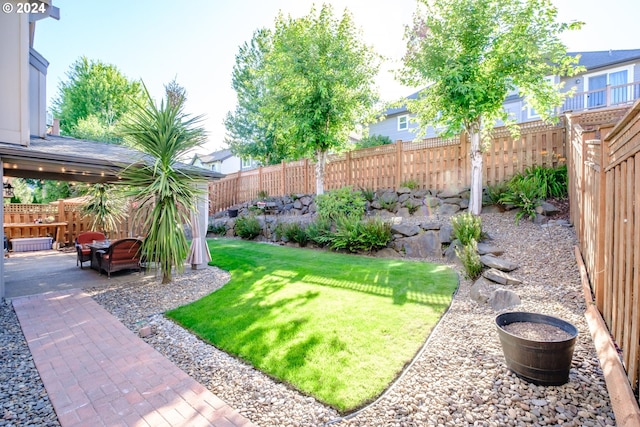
left=34, top=0, right=640, bottom=154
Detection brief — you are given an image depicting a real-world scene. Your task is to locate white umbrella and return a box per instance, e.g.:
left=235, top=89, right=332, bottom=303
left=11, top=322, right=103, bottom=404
left=187, top=207, right=211, bottom=267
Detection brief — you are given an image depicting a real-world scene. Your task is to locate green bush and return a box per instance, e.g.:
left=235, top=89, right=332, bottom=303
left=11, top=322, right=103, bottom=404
left=354, top=134, right=393, bottom=149
left=235, top=215, right=261, bottom=239
left=208, top=223, right=227, bottom=235
left=329, top=215, right=392, bottom=253
left=485, top=182, right=509, bottom=206
left=358, top=217, right=392, bottom=252
left=306, top=217, right=334, bottom=247
left=275, top=222, right=309, bottom=246
left=315, top=186, right=366, bottom=220
left=404, top=199, right=421, bottom=215
left=522, top=165, right=568, bottom=199
left=257, top=190, right=269, bottom=200
left=456, top=239, right=483, bottom=280
left=359, top=187, right=375, bottom=202
left=499, top=176, right=544, bottom=224
left=378, top=196, right=397, bottom=212
left=451, top=212, right=482, bottom=246
left=400, top=179, right=419, bottom=190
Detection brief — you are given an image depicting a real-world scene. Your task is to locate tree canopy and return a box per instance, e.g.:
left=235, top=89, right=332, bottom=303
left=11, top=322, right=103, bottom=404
left=225, top=29, right=288, bottom=165
left=52, top=56, right=143, bottom=142
left=226, top=4, right=380, bottom=193
left=400, top=0, right=582, bottom=214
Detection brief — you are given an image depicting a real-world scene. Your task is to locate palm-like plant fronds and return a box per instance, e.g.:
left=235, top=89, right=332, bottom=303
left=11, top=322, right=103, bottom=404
left=81, top=183, right=128, bottom=236
left=119, top=84, right=206, bottom=284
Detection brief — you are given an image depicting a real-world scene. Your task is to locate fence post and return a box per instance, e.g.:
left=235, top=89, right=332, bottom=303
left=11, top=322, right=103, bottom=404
left=258, top=166, right=263, bottom=194
left=304, top=159, right=310, bottom=194
left=396, top=141, right=403, bottom=188
left=281, top=160, right=286, bottom=196
left=595, top=124, right=614, bottom=312
left=56, top=199, right=66, bottom=245
left=346, top=150, right=352, bottom=187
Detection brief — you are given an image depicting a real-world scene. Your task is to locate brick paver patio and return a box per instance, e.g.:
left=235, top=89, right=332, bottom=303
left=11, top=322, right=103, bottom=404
left=13, top=290, right=256, bottom=427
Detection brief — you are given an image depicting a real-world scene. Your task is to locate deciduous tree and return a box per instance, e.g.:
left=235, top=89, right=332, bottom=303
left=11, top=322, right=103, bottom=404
left=225, top=29, right=289, bottom=165
left=400, top=0, right=582, bottom=214
left=52, top=56, right=143, bottom=141
left=261, top=4, right=380, bottom=193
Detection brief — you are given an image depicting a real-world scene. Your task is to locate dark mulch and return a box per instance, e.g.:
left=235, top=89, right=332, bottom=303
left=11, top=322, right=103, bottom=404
left=546, top=197, right=570, bottom=220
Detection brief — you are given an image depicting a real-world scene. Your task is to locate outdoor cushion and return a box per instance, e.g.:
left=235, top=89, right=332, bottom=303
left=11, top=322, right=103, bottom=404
left=75, top=231, right=106, bottom=268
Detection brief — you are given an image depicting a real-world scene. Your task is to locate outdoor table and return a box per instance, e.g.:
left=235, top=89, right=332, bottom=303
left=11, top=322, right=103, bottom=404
left=85, top=241, right=111, bottom=271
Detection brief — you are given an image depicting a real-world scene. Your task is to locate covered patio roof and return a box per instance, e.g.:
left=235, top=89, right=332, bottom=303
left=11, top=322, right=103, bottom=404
left=0, top=135, right=224, bottom=183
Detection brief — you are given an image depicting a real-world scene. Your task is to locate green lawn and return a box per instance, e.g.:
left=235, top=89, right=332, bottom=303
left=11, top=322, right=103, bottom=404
left=166, top=239, right=458, bottom=412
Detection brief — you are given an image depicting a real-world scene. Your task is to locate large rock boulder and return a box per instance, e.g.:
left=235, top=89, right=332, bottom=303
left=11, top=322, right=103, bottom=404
left=483, top=268, right=522, bottom=286
left=488, top=289, right=521, bottom=311
left=438, top=203, right=461, bottom=215
left=399, top=231, right=441, bottom=258
left=391, top=223, right=421, bottom=237
left=470, top=277, right=499, bottom=304
left=480, top=254, right=518, bottom=272
left=477, top=243, right=504, bottom=256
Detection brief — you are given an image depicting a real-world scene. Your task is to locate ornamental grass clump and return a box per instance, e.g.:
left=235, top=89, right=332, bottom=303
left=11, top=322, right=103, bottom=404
left=451, top=212, right=483, bottom=246
left=456, top=239, right=483, bottom=280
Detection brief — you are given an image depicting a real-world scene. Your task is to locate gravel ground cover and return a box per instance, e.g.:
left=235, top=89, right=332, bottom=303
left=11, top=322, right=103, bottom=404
left=1, top=210, right=617, bottom=426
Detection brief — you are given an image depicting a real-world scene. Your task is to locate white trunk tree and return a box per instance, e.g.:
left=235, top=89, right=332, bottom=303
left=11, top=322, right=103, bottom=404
left=467, top=120, right=483, bottom=215
left=315, top=149, right=328, bottom=195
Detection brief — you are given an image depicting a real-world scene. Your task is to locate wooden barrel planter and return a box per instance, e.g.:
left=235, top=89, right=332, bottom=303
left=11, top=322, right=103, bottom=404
left=495, top=311, right=578, bottom=386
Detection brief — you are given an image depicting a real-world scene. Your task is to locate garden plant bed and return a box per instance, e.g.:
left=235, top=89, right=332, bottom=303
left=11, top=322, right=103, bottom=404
left=502, top=321, right=574, bottom=341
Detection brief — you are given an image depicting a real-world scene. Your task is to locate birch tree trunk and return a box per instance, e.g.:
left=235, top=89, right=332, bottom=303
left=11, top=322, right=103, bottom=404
left=467, top=121, right=484, bottom=215
left=315, top=149, right=328, bottom=195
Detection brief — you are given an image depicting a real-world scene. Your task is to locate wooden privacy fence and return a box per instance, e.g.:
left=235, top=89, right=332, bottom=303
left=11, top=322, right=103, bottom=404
left=3, top=199, right=140, bottom=247
left=568, top=104, right=640, bottom=403
left=209, top=120, right=566, bottom=213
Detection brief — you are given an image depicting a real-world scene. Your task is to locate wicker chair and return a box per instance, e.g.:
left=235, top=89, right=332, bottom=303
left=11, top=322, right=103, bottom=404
left=75, top=231, right=107, bottom=268
left=96, top=238, right=143, bottom=278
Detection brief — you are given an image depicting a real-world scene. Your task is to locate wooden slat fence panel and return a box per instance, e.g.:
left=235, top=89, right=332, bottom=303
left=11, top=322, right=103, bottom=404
left=569, top=102, right=640, bottom=404
left=209, top=120, right=566, bottom=213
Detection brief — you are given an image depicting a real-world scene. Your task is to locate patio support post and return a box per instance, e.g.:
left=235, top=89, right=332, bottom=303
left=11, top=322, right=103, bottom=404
left=0, top=158, right=5, bottom=299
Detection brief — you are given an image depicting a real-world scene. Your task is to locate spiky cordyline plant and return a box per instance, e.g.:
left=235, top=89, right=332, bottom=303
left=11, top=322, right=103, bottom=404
left=81, top=183, right=128, bottom=237
left=119, top=84, right=206, bottom=284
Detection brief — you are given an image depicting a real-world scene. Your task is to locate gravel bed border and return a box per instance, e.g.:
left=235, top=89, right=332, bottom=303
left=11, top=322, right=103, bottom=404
left=1, top=210, right=617, bottom=426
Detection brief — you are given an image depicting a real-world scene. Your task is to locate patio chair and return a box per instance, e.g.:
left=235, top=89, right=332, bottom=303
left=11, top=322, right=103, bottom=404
left=96, top=238, right=143, bottom=278
left=75, top=231, right=107, bottom=268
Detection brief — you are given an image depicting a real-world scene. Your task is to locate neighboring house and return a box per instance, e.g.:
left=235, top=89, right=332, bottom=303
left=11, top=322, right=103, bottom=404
left=191, top=149, right=258, bottom=175
left=370, top=49, right=640, bottom=141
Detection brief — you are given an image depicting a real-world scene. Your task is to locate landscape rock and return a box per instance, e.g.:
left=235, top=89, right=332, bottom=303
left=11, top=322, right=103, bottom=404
left=437, top=188, right=462, bottom=198
left=537, top=201, right=560, bottom=215
left=399, top=231, right=441, bottom=258
left=488, top=288, right=522, bottom=311
left=483, top=268, right=522, bottom=286
left=439, top=225, right=453, bottom=244
left=438, top=203, right=461, bottom=215
left=476, top=243, right=504, bottom=256
left=424, top=196, right=441, bottom=208
left=480, top=254, right=518, bottom=272
left=470, top=277, right=499, bottom=304
left=374, top=248, right=400, bottom=258
left=420, top=221, right=441, bottom=230
left=391, top=223, right=421, bottom=237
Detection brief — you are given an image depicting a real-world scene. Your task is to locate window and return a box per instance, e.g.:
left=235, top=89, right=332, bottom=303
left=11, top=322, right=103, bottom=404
left=211, top=162, right=221, bottom=173
left=241, top=157, right=252, bottom=169
left=397, top=115, right=409, bottom=131
left=584, top=65, right=634, bottom=108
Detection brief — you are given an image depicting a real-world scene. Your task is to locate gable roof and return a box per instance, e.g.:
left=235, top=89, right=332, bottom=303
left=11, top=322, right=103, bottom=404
left=569, top=49, right=640, bottom=71
left=192, top=148, right=234, bottom=164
